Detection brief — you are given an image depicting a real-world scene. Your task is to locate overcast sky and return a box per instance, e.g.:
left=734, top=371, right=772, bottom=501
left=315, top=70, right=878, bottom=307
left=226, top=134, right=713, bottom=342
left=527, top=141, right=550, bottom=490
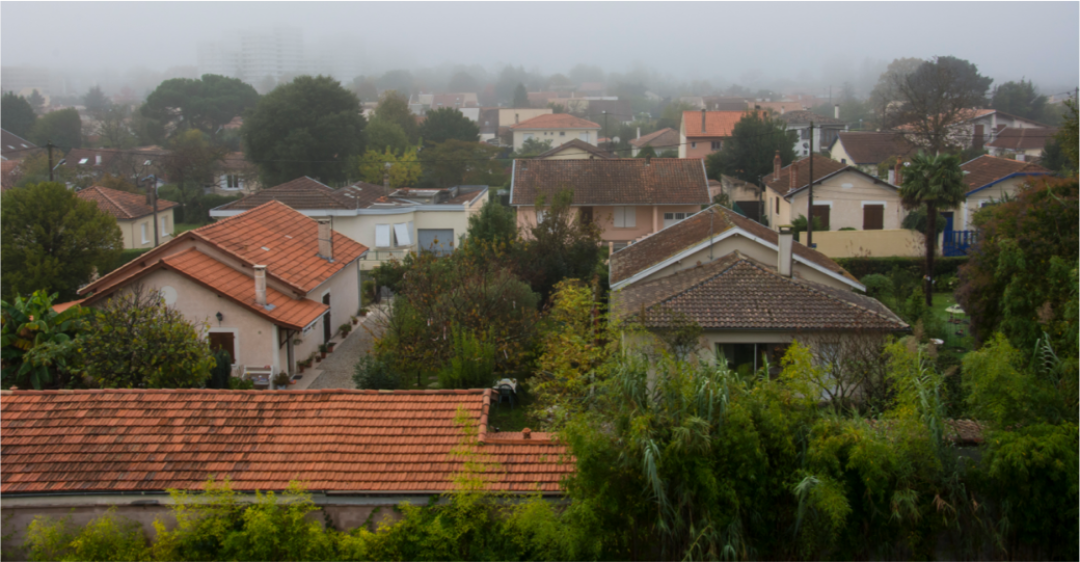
left=2, top=1, right=1078, bottom=93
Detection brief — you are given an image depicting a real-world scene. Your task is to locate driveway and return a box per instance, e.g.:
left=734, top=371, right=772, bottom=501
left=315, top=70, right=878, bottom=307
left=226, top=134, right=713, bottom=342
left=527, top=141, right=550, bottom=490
left=305, top=317, right=378, bottom=389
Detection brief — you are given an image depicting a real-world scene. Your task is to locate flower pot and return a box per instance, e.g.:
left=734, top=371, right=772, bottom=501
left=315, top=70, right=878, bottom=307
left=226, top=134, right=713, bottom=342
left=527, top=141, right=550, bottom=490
left=320, top=352, right=326, bottom=359
left=352, top=319, right=358, bottom=325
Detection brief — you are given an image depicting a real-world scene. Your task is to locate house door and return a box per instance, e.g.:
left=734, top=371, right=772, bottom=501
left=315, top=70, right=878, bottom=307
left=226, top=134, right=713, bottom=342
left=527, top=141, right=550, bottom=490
left=811, top=205, right=831, bottom=231
left=941, top=211, right=955, bottom=233
left=862, top=205, right=884, bottom=230
left=208, top=332, right=235, bottom=364
left=322, top=293, right=331, bottom=344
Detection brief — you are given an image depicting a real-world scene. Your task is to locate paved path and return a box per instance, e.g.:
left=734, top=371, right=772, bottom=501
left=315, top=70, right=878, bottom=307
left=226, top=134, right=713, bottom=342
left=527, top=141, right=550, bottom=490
left=305, top=306, right=385, bottom=389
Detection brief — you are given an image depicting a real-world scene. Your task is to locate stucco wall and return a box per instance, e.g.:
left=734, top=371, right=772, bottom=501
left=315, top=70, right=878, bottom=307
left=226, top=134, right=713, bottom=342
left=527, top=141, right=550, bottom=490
left=516, top=204, right=703, bottom=243
left=958, top=176, right=1032, bottom=230
left=682, top=136, right=723, bottom=159
left=786, top=172, right=904, bottom=231
left=810, top=229, right=926, bottom=258
left=513, top=129, right=597, bottom=151
left=119, top=208, right=175, bottom=250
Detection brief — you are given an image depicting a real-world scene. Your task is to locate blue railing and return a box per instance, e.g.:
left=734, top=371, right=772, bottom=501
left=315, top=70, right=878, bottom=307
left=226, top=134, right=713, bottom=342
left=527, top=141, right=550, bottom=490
left=943, top=230, right=977, bottom=257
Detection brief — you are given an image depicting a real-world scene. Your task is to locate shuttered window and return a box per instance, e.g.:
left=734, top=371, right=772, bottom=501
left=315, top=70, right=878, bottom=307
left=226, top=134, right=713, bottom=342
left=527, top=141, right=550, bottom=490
left=375, top=224, right=391, bottom=248
left=393, top=223, right=412, bottom=246
left=811, top=205, right=831, bottom=231
left=863, top=205, right=884, bottom=230
left=613, top=206, right=636, bottom=228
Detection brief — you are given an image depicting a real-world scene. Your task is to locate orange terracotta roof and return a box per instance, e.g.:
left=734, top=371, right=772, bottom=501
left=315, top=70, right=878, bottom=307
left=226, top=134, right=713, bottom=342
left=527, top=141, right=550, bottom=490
left=509, top=113, right=601, bottom=130
left=0, top=389, right=570, bottom=494
left=51, top=299, right=85, bottom=314
left=683, top=110, right=761, bottom=138
left=76, top=185, right=178, bottom=220
left=163, top=249, right=327, bottom=330
left=193, top=201, right=368, bottom=292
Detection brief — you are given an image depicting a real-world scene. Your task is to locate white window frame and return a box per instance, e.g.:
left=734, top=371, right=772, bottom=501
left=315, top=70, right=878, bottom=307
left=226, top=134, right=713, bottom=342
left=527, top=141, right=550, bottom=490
left=141, top=223, right=149, bottom=244
left=535, top=210, right=547, bottom=224
left=860, top=201, right=887, bottom=208
left=691, top=142, right=697, bottom=149
left=160, top=215, right=168, bottom=236
left=613, top=206, right=636, bottom=228
left=375, top=224, right=391, bottom=248
left=523, top=133, right=534, bottom=141
left=393, top=222, right=412, bottom=246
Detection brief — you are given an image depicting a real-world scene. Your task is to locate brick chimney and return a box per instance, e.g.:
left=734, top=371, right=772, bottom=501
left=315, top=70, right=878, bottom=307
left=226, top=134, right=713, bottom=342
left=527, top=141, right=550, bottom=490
left=790, top=161, right=799, bottom=191
left=778, top=226, right=794, bottom=277
left=522, top=428, right=532, bottom=440
left=700, top=108, right=707, bottom=133
left=773, top=151, right=782, bottom=180
left=894, top=159, right=903, bottom=186
left=254, top=265, right=267, bottom=306
left=317, top=219, right=333, bottom=261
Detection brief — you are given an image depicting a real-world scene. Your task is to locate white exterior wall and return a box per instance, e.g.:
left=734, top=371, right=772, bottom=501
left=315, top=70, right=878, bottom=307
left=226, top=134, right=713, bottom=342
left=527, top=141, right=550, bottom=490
left=513, top=128, right=598, bottom=151
left=118, top=209, right=176, bottom=250
left=958, top=175, right=1036, bottom=231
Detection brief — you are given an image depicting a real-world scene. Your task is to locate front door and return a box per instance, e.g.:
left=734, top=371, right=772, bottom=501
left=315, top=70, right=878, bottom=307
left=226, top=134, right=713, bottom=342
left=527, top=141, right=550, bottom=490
left=941, top=211, right=955, bottom=233
left=208, top=332, right=235, bottom=364
left=322, top=293, right=331, bottom=344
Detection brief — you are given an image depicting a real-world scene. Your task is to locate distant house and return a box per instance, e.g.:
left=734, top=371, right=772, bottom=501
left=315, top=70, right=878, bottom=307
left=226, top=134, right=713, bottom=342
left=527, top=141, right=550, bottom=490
left=0, top=129, right=43, bottom=161
left=210, top=152, right=260, bottom=195
left=829, top=132, right=917, bottom=177
left=509, top=158, right=711, bottom=248
left=533, top=138, right=613, bottom=160
left=679, top=109, right=758, bottom=159
left=78, top=201, right=368, bottom=377
left=899, top=108, right=1049, bottom=151
left=508, top=113, right=601, bottom=151
left=610, top=205, right=905, bottom=371
left=774, top=110, right=847, bottom=158
left=478, top=108, right=553, bottom=145
left=950, top=155, right=1053, bottom=231
left=210, top=176, right=487, bottom=264
left=985, top=127, right=1057, bottom=161
left=64, top=147, right=167, bottom=187
left=76, top=185, right=178, bottom=249
left=0, top=387, right=567, bottom=556
left=629, top=127, right=679, bottom=156
left=762, top=154, right=904, bottom=232
left=711, top=175, right=763, bottom=222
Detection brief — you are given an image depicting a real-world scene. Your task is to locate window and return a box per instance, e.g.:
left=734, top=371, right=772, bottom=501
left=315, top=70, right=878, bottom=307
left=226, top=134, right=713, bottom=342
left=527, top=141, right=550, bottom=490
left=579, top=132, right=589, bottom=142
left=393, top=222, right=412, bottom=246
left=862, top=204, right=884, bottom=230
left=523, top=133, right=534, bottom=141
left=536, top=210, right=547, bottom=224
left=225, top=175, right=241, bottom=189
left=78, top=158, right=89, bottom=164
left=613, top=206, right=636, bottom=228
left=141, top=223, right=149, bottom=244
left=775, top=197, right=780, bottom=214
left=711, top=141, right=721, bottom=150
left=840, top=158, right=847, bottom=164
left=691, top=142, right=697, bottom=149
left=375, top=224, right=391, bottom=248
left=160, top=216, right=168, bottom=236
left=560, top=131, right=566, bottom=136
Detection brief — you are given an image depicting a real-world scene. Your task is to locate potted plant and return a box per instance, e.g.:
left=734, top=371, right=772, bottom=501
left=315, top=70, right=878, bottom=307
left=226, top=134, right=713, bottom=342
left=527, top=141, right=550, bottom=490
left=298, top=362, right=306, bottom=374
left=318, top=343, right=328, bottom=359
left=357, top=307, right=369, bottom=317
left=327, top=341, right=337, bottom=353
left=273, top=371, right=291, bottom=390
left=351, top=315, right=359, bottom=326
left=292, top=337, right=303, bottom=346
left=339, top=323, right=352, bottom=338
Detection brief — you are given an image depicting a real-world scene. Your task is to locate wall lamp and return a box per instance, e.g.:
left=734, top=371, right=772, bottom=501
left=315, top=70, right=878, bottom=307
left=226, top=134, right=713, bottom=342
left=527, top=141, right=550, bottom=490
left=216, top=312, right=224, bottom=324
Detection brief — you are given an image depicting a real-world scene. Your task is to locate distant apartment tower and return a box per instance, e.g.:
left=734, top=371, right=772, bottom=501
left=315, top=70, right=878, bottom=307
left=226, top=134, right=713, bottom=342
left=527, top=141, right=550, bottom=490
left=197, top=41, right=242, bottom=79
left=196, top=27, right=303, bottom=85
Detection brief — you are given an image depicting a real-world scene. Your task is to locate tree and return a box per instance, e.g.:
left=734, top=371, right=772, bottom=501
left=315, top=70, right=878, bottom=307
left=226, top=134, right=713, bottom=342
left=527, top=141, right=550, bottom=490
left=1054, top=98, right=1078, bottom=172
left=95, top=105, right=137, bottom=149
left=511, top=137, right=553, bottom=158
left=352, top=146, right=422, bottom=188
left=991, top=79, right=1049, bottom=123
left=1, top=92, right=37, bottom=137
left=868, top=57, right=924, bottom=128
left=80, top=285, right=215, bottom=388
left=634, top=145, right=657, bottom=159
left=364, top=117, right=411, bottom=154
left=519, top=188, right=604, bottom=302
left=349, top=75, right=378, bottom=102
left=419, top=107, right=480, bottom=145
left=1, top=182, right=122, bottom=301
left=886, top=56, right=994, bottom=153
left=159, top=129, right=227, bottom=217
left=242, top=75, right=366, bottom=186
left=28, top=108, right=82, bottom=151
left=420, top=140, right=505, bottom=188
left=373, top=90, right=419, bottom=144
left=512, top=83, right=529, bottom=108
left=141, top=74, right=259, bottom=137
left=899, top=151, right=966, bottom=306
left=657, top=100, right=694, bottom=131
left=27, top=89, right=45, bottom=114
left=376, top=70, right=414, bottom=98
left=1, top=290, right=89, bottom=390
left=82, top=86, right=111, bottom=118
left=466, top=197, right=517, bottom=245
left=447, top=71, right=479, bottom=93
left=705, top=111, right=797, bottom=183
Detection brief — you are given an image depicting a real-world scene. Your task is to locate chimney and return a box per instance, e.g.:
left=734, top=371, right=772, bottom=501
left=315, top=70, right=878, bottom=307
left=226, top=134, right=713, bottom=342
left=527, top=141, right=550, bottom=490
left=780, top=106, right=785, bottom=115
left=254, top=265, right=267, bottom=306
left=790, top=161, right=798, bottom=191
left=645, top=154, right=652, bottom=166
left=834, top=104, right=840, bottom=120
left=700, top=108, right=707, bottom=133
left=894, top=160, right=903, bottom=186
left=522, top=428, right=532, bottom=440
left=317, top=219, right=333, bottom=261
left=636, top=127, right=641, bottom=139
left=778, top=226, right=793, bottom=277
left=773, top=151, right=781, bottom=180
left=95, top=154, right=102, bottom=165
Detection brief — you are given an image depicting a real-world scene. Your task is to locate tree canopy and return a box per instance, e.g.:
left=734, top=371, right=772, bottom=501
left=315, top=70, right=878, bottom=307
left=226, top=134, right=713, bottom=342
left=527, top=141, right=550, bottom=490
left=373, top=90, right=420, bottom=144
left=141, top=74, right=259, bottom=137
left=82, top=86, right=111, bottom=118
left=899, top=151, right=966, bottom=305
left=28, top=108, right=82, bottom=151
left=512, top=83, right=529, bottom=108
left=242, top=75, right=366, bottom=186
left=1, top=92, right=37, bottom=138
left=1, top=182, right=122, bottom=301
left=364, top=117, right=411, bottom=155
left=420, top=140, right=505, bottom=188
left=419, top=107, right=480, bottom=145
left=886, top=56, right=994, bottom=153
left=376, top=70, right=414, bottom=98
left=705, top=111, right=797, bottom=183
left=446, top=71, right=478, bottom=93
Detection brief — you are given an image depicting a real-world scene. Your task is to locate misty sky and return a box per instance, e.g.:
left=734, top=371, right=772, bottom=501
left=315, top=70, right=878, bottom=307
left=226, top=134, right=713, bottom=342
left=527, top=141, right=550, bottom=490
left=3, top=1, right=1078, bottom=93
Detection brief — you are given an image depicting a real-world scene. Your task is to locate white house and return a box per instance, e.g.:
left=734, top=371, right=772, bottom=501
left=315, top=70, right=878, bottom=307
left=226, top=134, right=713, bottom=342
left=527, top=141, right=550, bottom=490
left=508, top=113, right=601, bottom=151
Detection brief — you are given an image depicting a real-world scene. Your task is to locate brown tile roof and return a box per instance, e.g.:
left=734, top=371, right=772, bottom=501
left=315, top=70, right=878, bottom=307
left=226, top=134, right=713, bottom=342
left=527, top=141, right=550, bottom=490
left=610, top=205, right=858, bottom=286
left=762, top=154, right=851, bottom=197
left=683, top=110, right=760, bottom=138
left=534, top=138, right=613, bottom=160
left=753, top=101, right=806, bottom=114
left=1, top=129, right=42, bottom=160
left=163, top=249, right=327, bottom=330
left=613, top=251, right=907, bottom=332
left=64, top=147, right=168, bottom=171
left=986, top=127, right=1057, bottom=151
left=76, top=185, right=178, bottom=220
left=509, top=113, right=601, bottom=130
left=0, top=389, right=570, bottom=494
left=510, top=158, right=710, bottom=207
left=960, top=155, right=1052, bottom=193
left=1, top=160, right=21, bottom=189
left=216, top=177, right=391, bottom=211
left=775, top=110, right=844, bottom=126
left=833, top=132, right=918, bottom=164
left=629, top=127, right=680, bottom=149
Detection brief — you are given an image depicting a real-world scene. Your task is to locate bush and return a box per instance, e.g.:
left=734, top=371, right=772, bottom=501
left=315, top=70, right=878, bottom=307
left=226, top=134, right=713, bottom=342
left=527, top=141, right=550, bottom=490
left=206, top=348, right=233, bottom=389
left=353, top=354, right=399, bottom=390
left=860, top=273, right=892, bottom=300
left=24, top=508, right=148, bottom=562
left=836, top=256, right=968, bottom=284
left=438, top=325, right=497, bottom=389
left=361, top=279, right=376, bottom=304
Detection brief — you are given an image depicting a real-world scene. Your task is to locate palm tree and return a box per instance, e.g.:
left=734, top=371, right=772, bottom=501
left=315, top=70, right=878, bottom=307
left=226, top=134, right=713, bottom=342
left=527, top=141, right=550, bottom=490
left=899, top=151, right=966, bottom=306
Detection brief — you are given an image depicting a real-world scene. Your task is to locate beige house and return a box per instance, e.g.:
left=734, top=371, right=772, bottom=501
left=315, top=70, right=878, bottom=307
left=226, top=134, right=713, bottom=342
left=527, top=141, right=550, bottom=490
left=210, top=152, right=261, bottom=195
left=479, top=107, right=554, bottom=144
left=610, top=205, right=906, bottom=371
left=762, top=154, right=905, bottom=232
left=76, top=185, right=178, bottom=249
left=952, top=155, right=1053, bottom=231
left=533, top=138, right=613, bottom=160
left=509, top=158, right=711, bottom=249
left=210, top=177, right=487, bottom=269
left=629, top=127, right=679, bottom=156
left=509, top=113, right=601, bottom=151
left=77, top=201, right=368, bottom=378
left=828, top=131, right=917, bottom=177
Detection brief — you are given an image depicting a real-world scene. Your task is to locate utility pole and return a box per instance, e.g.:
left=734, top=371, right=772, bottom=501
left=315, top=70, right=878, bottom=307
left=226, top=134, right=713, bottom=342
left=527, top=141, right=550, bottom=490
left=807, top=122, right=814, bottom=248
left=47, top=141, right=54, bottom=182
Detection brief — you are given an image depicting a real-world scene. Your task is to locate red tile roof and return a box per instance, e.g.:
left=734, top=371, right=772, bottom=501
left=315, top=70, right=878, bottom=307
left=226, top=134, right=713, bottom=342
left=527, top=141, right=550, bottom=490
left=960, top=155, right=1052, bottom=193
left=216, top=177, right=391, bottom=211
left=629, top=127, right=679, bottom=149
left=985, top=127, right=1057, bottom=151
left=0, top=389, right=570, bottom=494
left=509, top=113, right=601, bottom=130
left=76, top=185, right=178, bottom=220
left=683, top=110, right=762, bottom=138
left=510, top=158, right=710, bottom=207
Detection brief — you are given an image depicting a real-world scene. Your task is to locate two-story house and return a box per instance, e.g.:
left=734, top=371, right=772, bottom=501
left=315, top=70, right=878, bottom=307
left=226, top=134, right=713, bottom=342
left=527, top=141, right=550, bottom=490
left=509, top=114, right=602, bottom=151
left=829, top=131, right=917, bottom=177
left=679, top=109, right=758, bottom=159
left=76, top=185, right=178, bottom=249
left=509, top=158, right=711, bottom=249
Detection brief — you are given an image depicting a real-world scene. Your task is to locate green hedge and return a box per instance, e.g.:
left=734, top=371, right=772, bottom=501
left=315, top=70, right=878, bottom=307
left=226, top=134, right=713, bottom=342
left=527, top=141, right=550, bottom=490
left=834, top=256, right=969, bottom=280
left=99, top=248, right=153, bottom=277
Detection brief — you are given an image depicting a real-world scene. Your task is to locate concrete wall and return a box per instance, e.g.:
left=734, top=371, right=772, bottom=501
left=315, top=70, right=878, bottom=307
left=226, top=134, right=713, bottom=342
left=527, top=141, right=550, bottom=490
left=516, top=204, right=703, bottom=244
left=513, top=128, right=598, bottom=151
left=119, top=208, right=175, bottom=250
left=810, top=229, right=926, bottom=258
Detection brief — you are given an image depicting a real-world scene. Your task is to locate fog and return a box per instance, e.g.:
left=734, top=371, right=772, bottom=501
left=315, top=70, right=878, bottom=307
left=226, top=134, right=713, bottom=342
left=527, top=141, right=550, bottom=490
left=2, top=1, right=1078, bottom=99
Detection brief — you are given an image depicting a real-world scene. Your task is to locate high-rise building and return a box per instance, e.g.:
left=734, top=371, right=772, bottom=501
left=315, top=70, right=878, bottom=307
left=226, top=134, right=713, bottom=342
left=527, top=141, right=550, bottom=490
left=196, top=27, right=303, bottom=86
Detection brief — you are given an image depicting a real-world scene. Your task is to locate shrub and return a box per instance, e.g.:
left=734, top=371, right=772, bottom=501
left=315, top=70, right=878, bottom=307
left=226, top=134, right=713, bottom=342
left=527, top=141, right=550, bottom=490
left=353, top=354, right=400, bottom=390
left=860, top=273, right=892, bottom=300
left=24, top=508, right=148, bottom=562
left=835, top=256, right=968, bottom=282
left=437, top=325, right=497, bottom=389
left=98, top=248, right=153, bottom=277
left=206, top=348, right=233, bottom=389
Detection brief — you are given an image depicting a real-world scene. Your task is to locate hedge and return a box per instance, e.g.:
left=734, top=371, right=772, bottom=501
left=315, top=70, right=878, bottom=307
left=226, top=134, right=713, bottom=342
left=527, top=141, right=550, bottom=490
left=834, top=256, right=969, bottom=280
